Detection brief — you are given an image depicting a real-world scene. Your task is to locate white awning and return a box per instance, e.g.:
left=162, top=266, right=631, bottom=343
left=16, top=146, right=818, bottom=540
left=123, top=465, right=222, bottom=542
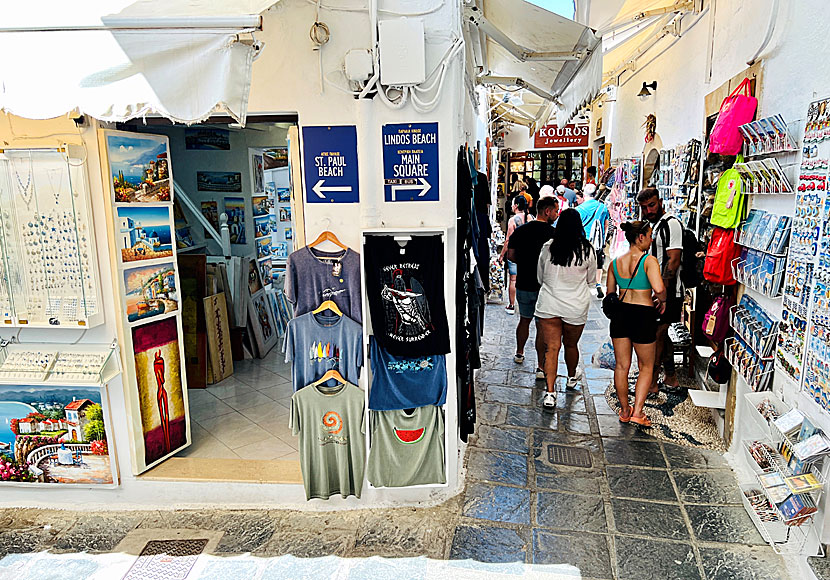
left=468, top=0, right=602, bottom=126
left=0, top=1, right=278, bottom=124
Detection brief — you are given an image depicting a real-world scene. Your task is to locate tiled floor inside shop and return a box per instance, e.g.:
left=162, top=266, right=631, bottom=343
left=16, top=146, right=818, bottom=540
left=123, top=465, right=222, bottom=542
left=0, top=302, right=806, bottom=579
left=177, top=351, right=298, bottom=462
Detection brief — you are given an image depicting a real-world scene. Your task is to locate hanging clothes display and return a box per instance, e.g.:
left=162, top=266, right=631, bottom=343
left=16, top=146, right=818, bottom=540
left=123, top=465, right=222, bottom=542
left=283, top=311, right=363, bottom=391
left=368, top=337, right=447, bottom=410
left=285, top=245, right=362, bottom=323
left=290, top=380, right=366, bottom=500
left=367, top=405, right=446, bottom=487
left=363, top=234, right=451, bottom=356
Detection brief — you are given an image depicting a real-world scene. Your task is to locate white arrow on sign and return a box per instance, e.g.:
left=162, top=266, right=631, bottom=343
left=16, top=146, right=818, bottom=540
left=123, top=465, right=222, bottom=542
left=390, top=178, right=431, bottom=200
left=312, top=179, right=352, bottom=199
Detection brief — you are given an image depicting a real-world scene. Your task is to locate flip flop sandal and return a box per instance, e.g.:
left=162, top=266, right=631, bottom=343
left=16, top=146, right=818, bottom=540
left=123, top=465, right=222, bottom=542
left=630, top=414, right=652, bottom=427
left=618, top=408, right=632, bottom=423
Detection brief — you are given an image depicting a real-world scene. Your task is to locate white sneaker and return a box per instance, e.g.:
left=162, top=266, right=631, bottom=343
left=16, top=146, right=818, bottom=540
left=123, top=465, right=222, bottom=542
left=505, top=304, right=515, bottom=315
left=543, top=391, right=557, bottom=408
left=566, top=367, right=584, bottom=389
left=535, top=368, right=545, bottom=380
left=513, top=353, right=525, bottom=364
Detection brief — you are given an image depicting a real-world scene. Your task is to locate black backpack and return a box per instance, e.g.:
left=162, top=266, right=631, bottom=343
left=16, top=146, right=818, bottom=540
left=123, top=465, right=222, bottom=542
left=654, top=216, right=704, bottom=289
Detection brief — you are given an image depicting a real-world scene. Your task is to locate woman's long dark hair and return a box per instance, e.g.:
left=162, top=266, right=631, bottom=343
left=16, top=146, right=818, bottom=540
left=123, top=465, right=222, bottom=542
left=549, top=208, right=593, bottom=267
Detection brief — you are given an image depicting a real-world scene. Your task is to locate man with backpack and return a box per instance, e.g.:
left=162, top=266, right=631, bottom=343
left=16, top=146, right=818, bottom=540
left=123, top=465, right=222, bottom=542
left=638, top=187, right=683, bottom=393
left=577, top=184, right=610, bottom=299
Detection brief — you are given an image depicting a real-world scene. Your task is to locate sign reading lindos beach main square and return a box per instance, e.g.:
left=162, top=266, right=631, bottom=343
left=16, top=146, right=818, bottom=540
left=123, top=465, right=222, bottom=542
left=302, top=125, right=360, bottom=203
left=382, top=122, right=439, bottom=202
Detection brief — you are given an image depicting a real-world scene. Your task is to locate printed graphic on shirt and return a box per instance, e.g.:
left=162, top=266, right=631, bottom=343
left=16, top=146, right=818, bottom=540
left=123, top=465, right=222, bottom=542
left=380, top=266, right=433, bottom=343
left=321, top=287, right=347, bottom=300
left=309, top=341, right=341, bottom=370
left=387, top=356, right=434, bottom=374
left=393, top=426, right=425, bottom=444
left=320, top=411, right=347, bottom=445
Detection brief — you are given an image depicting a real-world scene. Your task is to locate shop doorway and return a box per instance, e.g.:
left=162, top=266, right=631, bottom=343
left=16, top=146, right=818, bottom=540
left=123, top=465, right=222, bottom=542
left=508, top=149, right=586, bottom=189
left=123, top=117, right=302, bottom=466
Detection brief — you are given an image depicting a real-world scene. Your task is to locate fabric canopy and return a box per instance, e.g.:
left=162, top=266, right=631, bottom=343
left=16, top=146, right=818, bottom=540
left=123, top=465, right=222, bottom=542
left=0, top=1, right=278, bottom=124
left=478, top=0, right=602, bottom=126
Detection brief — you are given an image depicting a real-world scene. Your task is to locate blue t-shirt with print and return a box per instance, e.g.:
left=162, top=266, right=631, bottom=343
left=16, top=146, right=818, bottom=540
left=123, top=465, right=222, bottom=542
left=368, top=337, right=447, bottom=411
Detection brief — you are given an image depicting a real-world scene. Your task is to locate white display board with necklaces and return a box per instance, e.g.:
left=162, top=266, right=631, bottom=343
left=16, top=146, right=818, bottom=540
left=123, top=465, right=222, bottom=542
left=0, top=147, right=103, bottom=328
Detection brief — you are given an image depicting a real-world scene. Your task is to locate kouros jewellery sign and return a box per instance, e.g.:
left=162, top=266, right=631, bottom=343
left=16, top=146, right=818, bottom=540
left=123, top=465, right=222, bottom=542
left=534, top=124, right=589, bottom=148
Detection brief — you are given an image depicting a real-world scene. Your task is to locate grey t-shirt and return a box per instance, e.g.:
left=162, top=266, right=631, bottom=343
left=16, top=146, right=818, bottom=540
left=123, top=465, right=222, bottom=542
left=367, top=405, right=445, bottom=487
left=290, top=381, right=366, bottom=500
left=285, top=247, right=362, bottom=324
left=283, top=311, right=363, bottom=391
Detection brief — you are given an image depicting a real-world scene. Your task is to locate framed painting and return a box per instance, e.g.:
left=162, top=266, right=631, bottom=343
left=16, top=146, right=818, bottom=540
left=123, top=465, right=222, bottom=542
left=224, top=197, right=246, bottom=245
left=106, top=132, right=172, bottom=203
left=116, top=205, right=174, bottom=263
left=0, top=384, right=118, bottom=487
left=204, top=293, right=233, bottom=383
left=248, top=289, right=278, bottom=357
left=123, top=262, right=179, bottom=323
left=131, top=317, right=189, bottom=469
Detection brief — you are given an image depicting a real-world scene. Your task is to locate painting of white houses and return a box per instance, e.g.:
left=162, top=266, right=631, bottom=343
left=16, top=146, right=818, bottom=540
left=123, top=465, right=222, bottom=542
left=0, top=386, right=117, bottom=486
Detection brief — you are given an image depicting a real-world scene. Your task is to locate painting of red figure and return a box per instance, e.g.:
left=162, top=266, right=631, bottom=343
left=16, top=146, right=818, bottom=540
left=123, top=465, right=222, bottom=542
left=132, top=317, right=187, bottom=467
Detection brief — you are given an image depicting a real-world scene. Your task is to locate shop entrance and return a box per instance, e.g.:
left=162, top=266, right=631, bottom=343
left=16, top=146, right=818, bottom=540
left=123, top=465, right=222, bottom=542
left=125, top=117, right=302, bottom=468
left=508, top=149, right=585, bottom=188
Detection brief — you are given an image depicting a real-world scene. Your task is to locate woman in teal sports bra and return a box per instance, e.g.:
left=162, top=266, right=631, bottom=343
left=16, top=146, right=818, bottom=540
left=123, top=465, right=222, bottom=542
left=606, top=221, right=667, bottom=427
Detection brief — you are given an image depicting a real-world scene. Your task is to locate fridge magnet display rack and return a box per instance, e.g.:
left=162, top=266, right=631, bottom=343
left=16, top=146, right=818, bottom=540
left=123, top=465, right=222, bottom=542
left=0, top=147, right=103, bottom=328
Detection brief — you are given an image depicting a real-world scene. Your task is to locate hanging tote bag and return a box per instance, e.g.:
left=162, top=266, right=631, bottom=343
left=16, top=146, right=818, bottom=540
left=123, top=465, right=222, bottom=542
left=703, top=227, right=741, bottom=285
left=710, top=160, right=746, bottom=229
left=701, top=294, right=735, bottom=344
left=709, top=78, right=758, bottom=155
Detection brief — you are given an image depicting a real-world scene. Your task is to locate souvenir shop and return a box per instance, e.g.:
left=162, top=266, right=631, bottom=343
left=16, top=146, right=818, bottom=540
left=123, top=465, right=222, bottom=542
left=0, top=0, right=500, bottom=509
left=581, top=1, right=830, bottom=566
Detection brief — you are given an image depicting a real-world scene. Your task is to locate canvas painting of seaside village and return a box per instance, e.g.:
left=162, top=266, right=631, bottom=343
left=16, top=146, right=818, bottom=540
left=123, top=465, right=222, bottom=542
left=116, top=206, right=174, bottom=263
left=107, top=133, right=172, bottom=203
left=0, top=385, right=116, bottom=485
left=124, top=262, right=179, bottom=323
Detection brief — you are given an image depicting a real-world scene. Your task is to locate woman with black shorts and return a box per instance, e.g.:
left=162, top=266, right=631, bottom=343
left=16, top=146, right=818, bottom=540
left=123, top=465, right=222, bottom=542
left=606, top=221, right=667, bottom=427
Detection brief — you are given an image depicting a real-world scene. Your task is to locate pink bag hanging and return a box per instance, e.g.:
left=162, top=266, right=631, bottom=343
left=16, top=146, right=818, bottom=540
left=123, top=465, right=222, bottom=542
left=709, top=78, right=758, bottom=155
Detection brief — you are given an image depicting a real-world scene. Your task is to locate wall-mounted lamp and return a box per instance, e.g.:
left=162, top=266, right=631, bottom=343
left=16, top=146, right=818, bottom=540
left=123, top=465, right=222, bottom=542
left=638, top=81, right=657, bottom=99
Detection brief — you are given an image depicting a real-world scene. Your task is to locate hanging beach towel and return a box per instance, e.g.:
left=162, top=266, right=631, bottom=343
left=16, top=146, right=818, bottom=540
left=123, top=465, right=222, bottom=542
left=709, top=78, right=758, bottom=155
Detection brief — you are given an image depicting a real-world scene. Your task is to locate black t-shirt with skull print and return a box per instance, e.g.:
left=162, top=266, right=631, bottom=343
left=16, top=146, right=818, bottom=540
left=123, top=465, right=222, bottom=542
left=364, top=234, right=451, bottom=356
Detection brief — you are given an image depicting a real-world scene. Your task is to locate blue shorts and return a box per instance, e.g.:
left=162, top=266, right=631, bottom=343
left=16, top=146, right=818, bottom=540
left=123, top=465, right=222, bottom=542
left=516, top=290, right=539, bottom=318
left=506, top=260, right=517, bottom=276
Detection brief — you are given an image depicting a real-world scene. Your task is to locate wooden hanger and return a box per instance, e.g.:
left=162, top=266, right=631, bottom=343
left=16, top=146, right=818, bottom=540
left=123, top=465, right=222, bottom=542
left=310, top=368, right=346, bottom=387
left=312, top=300, right=343, bottom=317
left=308, top=230, right=347, bottom=250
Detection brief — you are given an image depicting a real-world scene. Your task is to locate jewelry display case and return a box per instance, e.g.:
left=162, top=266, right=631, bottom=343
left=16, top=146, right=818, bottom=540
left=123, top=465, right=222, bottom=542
left=0, top=146, right=103, bottom=328
left=0, top=340, right=120, bottom=385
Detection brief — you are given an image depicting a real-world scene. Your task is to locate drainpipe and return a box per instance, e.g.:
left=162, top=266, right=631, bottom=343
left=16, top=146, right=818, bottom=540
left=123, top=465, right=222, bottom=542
left=747, top=0, right=779, bottom=65
left=357, top=98, right=380, bottom=228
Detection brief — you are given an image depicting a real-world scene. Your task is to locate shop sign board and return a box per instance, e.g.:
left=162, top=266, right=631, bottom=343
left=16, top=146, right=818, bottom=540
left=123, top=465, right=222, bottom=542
left=534, top=124, right=589, bottom=149
left=382, top=122, right=439, bottom=201
left=302, top=125, right=360, bottom=203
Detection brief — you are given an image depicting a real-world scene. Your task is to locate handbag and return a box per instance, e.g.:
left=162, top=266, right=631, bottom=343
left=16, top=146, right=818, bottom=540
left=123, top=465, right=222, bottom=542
left=709, top=78, right=758, bottom=155
left=701, top=294, right=734, bottom=344
left=710, top=161, right=746, bottom=229
left=704, top=227, right=741, bottom=285
left=707, top=349, right=732, bottom=384
left=602, top=254, right=646, bottom=319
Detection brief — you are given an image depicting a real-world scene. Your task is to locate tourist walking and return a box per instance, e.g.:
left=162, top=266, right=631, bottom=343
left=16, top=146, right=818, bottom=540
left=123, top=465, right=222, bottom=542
left=607, top=220, right=667, bottom=426
left=505, top=197, right=560, bottom=376
left=577, top=183, right=611, bottom=299
left=637, top=187, right=683, bottom=393
left=535, top=208, right=596, bottom=408
left=499, top=195, right=531, bottom=315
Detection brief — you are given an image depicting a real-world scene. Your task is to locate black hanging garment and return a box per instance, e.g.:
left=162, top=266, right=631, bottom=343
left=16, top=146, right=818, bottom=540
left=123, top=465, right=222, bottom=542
left=364, top=234, right=451, bottom=357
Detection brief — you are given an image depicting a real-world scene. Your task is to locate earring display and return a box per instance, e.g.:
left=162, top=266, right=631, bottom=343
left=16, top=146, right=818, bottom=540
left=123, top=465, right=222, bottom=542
left=0, top=342, right=117, bottom=384
left=0, top=148, right=102, bottom=328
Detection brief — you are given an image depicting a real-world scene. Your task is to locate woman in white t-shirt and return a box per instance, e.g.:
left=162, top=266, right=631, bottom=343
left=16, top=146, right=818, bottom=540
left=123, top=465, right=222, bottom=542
left=535, top=208, right=597, bottom=408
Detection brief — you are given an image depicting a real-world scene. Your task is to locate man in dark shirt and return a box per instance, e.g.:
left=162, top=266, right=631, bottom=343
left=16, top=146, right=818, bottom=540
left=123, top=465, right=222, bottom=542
left=506, top=196, right=559, bottom=377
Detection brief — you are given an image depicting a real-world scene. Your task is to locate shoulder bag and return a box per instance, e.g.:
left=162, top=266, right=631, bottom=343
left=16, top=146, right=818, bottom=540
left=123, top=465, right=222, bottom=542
left=602, top=254, right=647, bottom=320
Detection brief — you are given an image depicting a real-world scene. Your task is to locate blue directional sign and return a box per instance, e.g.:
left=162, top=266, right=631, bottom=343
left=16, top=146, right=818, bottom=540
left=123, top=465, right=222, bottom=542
left=302, top=125, right=360, bottom=203
left=382, top=122, right=439, bottom=202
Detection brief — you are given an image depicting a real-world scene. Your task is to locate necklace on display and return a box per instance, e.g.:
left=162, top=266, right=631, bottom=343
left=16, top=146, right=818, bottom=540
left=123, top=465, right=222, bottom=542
left=46, top=168, right=65, bottom=205
left=10, top=157, right=34, bottom=209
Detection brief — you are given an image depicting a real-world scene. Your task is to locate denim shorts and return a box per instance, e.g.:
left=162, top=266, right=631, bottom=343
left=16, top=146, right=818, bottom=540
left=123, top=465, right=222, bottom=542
left=515, top=290, right=538, bottom=318
left=506, top=260, right=517, bottom=276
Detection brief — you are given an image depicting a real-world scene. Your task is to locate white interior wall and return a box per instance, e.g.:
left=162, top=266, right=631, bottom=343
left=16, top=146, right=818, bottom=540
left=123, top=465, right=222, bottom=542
left=1, top=0, right=471, bottom=510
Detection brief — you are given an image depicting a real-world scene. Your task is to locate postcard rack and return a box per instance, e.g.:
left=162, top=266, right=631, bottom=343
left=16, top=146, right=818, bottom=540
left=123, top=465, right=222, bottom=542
left=0, top=147, right=103, bottom=328
left=0, top=340, right=120, bottom=385
left=742, top=437, right=826, bottom=554
left=730, top=305, right=778, bottom=359
left=725, top=336, right=774, bottom=392
left=731, top=257, right=785, bottom=298
left=740, top=115, right=798, bottom=158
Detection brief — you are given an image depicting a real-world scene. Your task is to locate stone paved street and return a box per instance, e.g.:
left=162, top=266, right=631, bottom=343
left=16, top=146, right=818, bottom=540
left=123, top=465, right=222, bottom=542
left=0, top=303, right=792, bottom=579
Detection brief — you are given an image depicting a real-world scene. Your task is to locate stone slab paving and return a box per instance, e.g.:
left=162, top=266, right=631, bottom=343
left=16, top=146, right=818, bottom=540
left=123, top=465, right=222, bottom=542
left=0, top=304, right=796, bottom=579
